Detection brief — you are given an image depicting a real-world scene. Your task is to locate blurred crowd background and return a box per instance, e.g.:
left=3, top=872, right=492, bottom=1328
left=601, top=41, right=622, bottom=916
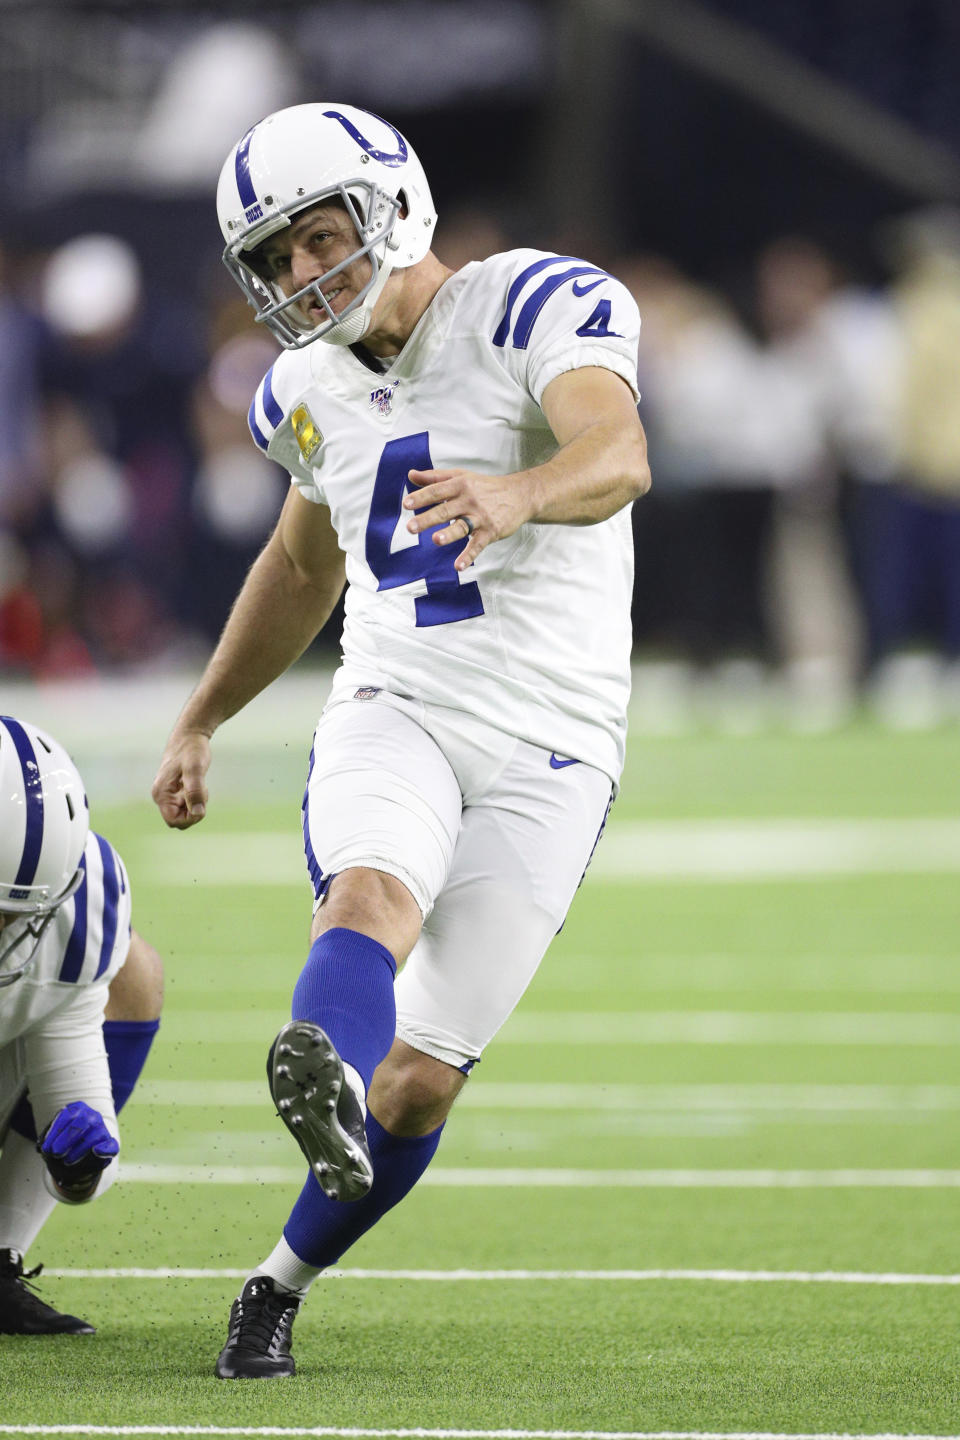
left=3, top=0, right=960, bottom=727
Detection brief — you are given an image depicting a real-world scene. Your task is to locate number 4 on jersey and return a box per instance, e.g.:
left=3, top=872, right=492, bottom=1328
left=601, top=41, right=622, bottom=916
left=576, top=299, right=622, bottom=339
left=365, top=432, right=485, bottom=628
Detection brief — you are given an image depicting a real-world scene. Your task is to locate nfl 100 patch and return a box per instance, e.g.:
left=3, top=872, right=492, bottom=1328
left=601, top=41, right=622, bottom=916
left=369, top=380, right=400, bottom=416
left=292, top=403, right=323, bottom=463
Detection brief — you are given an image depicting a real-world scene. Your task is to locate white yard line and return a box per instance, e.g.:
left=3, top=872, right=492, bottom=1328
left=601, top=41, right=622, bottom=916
left=595, top=819, right=960, bottom=879
left=46, top=1266, right=960, bottom=1286
left=114, top=1164, right=960, bottom=1188
left=134, top=818, right=960, bottom=886
left=545, top=952, right=960, bottom=994
left=136, top=1080, right=960, bottom=1111
left=160, top=1010, right=960, bottom=1046
left=2, top=1430, right=960, bottom=1440
left=169, top=952, right=960, bottom=996
left=496, top=1012, right=960, bottom=1044
left=1, top=1427, right=958, bottom=1440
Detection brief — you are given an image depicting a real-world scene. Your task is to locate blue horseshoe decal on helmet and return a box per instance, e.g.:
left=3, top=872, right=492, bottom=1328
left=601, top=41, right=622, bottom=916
left=234, top=124, right=260, bottom=211
left=322, top=109, right=408, bottom=168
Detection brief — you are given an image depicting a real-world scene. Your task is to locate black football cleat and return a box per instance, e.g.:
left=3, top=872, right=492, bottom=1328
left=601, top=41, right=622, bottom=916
left=0, top=1249, right=94, bottom=1335
left=215, top=1275, right=300, bottom=1379
left=268, top=1021, right=374, bottom=1202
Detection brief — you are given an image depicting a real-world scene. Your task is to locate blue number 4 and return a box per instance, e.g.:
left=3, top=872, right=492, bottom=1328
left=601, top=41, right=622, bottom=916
left=364, top=432, right=484, bottom=627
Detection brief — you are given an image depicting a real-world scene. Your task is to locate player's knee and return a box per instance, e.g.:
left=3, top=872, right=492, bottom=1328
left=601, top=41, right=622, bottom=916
left=368, top=1040, right=465, bottom=1137
left=104, top=931, right=165, bottom=1022
left=312, top=866, right=422, bottom=963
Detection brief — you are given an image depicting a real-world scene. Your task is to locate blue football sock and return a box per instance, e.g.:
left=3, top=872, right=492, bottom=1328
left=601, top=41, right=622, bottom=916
left=283, top=1111, right=443, bottom=1268
left=102, top=1018, right=161, bottom=1111
left=8, top=1017, right=159, bottom=1140
left=291, top=927, right=397, bottom=1092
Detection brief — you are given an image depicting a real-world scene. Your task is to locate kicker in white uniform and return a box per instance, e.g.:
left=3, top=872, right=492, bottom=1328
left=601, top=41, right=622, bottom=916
left=151, top=102, right=650, bottom=1380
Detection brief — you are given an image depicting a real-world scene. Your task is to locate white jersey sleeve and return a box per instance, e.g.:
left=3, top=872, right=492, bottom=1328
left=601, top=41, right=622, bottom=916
left=25, top=982, right=119, bottom=1203
left=488, top=251, right=641, bottom=406
left=247, top=358, right=326, bottom=505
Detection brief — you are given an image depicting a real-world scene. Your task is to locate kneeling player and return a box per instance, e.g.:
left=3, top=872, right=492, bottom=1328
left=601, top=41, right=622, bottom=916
left=0, top=716, right=163, bottom=1335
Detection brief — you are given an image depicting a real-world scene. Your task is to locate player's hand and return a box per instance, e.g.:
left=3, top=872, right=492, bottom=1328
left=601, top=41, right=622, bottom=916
left=403, top=467, right=533, bottom=572
left=38, top=1101, right=119, bottom=1202
left=151, top=728, right=211, bottom=829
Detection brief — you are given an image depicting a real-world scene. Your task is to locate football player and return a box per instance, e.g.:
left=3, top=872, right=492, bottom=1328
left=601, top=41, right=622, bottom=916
left=151, top=103, right=649, bottom=1379
left=0, top=715, right=162, bottom=1335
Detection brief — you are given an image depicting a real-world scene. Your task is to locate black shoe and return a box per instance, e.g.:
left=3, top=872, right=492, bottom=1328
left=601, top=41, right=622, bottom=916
left=0, top=1249, right=94, bottom=1335
left=268, top=1021, right=374, bottom=1202
left=215, top=1275, right=300, bottom=1379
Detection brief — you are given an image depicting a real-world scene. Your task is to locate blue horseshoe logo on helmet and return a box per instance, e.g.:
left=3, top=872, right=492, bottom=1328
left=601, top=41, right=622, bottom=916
left=322, top=109, right=408, bottom=168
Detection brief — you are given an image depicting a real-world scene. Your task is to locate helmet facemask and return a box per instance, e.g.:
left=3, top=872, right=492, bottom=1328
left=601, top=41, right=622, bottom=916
left=0, top=864, right=86, bottom=988
left=224, top=180, right=403, bottom=350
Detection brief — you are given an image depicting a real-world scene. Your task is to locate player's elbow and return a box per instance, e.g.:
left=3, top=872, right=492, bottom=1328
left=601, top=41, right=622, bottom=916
left=621, top=429, right=651, bottom=503
left=629, top=454, right=652, bottom=501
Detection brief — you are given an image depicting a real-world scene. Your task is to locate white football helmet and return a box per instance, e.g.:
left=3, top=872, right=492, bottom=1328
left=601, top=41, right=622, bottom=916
left=216, top=103, right=437, bottom=350
left=0, top=717, right=89, bottom=987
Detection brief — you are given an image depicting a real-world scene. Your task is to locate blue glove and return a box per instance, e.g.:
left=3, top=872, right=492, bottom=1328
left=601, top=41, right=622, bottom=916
left=38, top=1101, right=119, bottom=1199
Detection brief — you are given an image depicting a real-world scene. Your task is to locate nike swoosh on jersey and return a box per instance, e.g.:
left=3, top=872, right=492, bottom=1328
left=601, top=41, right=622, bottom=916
left=571, top=277, right=606, bottom=297
left=549, top=753, right=581, bottom=769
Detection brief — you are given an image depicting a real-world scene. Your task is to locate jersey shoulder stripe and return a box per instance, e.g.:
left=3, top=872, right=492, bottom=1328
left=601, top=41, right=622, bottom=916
left=248, top=398, right=269, bottom=453
left=492, top=255, right=577, bottom=347
left=492, top=254, right=612, bottom=351
left=262, top=365, right=284, bottom=428
left=247, top=352, right=313, bottom=458
left=58, top=853, right=88, bottom=983
left=56, top=833, right=130, bottom=987
left=93, top=833, right=120, bottom=980
left=248, top=362, right=282, bottom=453
left=512, top=263, right=609, bottom=351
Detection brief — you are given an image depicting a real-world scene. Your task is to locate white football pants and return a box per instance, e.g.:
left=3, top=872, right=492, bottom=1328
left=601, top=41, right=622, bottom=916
left=301, top=689, right=613, bottom=1069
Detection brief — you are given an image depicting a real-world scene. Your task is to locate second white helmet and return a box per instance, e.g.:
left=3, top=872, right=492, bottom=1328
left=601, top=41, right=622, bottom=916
left=216, top=103, right=437, bottom=350
left=0, top=716, right=89, bottom=986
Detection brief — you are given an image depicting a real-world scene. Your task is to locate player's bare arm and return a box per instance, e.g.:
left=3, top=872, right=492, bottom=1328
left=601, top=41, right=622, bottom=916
left=402, top=365, right=650, bottom=570
left=151, top=490, right=346, bottom=829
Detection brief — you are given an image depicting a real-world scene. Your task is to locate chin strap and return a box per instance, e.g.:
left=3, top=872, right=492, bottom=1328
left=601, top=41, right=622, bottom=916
left=319, top=252, right=396, bottom=348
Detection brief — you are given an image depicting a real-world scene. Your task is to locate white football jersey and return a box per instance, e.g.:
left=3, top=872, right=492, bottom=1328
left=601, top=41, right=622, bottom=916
left=249, top=250, right=641, bottom=782
left=0, top=830, right=131, bottom=1143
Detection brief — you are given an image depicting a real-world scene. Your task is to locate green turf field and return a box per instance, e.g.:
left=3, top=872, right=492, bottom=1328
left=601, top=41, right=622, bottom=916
left=3, top=720, right=960, bottom=1436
